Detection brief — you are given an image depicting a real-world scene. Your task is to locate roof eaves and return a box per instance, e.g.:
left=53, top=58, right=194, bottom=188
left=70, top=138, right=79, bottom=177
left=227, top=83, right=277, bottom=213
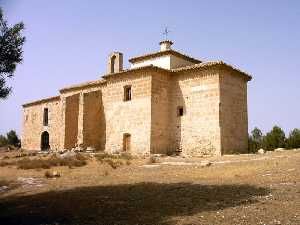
left=22, top=96, right=60, bottom=107
left=59, top=79, right=107, bottom=93
left=172, top=61, right=252, bottom=81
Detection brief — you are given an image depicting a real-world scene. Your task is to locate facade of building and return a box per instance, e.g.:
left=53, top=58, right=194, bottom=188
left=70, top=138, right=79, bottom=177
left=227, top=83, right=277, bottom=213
left=21, top=40, right=252, bottom=156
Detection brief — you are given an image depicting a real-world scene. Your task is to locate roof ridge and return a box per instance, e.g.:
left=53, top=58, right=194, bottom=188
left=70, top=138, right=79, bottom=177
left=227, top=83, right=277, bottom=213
left=129, top=49, right=201, bottom=64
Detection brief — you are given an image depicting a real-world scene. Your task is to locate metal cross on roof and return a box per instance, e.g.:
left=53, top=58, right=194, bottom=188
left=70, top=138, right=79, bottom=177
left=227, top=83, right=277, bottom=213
left=162, top=27, right=171, bottom=40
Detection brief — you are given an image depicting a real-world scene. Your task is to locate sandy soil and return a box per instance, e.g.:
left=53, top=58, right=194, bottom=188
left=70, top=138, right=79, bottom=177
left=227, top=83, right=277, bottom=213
left=0, top=149, right=299, bottom=225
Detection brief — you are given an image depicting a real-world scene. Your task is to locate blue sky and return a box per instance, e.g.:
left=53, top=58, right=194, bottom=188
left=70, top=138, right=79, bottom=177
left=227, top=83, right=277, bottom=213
left=0, top=0, right=299, bottom=136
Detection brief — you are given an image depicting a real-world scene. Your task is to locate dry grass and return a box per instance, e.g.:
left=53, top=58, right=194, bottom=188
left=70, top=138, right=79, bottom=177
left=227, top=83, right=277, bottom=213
left=0, top=154, right=87, bottom=170
left=0, top=150, right=299, bottom=225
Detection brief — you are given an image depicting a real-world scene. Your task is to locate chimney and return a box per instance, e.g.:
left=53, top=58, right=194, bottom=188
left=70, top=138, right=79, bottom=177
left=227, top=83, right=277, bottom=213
left=107, top=52, right=123, bottom=74
left=159, top=40, right=173, bottom=51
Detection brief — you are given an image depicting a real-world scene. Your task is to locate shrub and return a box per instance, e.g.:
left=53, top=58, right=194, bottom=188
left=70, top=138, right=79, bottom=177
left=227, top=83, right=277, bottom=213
left=104, top=158, right=123, bottom=169
left=286, top=128, right=300, bottom=149
left=0, top=160, right=13, bottom=167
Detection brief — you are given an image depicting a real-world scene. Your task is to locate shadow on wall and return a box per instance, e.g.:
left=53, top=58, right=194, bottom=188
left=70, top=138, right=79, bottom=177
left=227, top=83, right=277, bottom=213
left=0, top=182, right=269, bottom=225
left=83, top=90, right=106, bottom=151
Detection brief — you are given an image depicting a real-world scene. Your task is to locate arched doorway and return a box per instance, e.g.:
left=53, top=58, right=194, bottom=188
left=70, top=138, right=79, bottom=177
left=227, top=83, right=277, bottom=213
left=41, top=131, right=50, bottom=150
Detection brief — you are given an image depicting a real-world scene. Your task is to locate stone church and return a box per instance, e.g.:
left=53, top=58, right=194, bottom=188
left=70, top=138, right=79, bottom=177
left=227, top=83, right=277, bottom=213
left=22, top=40, right=252, bottom=156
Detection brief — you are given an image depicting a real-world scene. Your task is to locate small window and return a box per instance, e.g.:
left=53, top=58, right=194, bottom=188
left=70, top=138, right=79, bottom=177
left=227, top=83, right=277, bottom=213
left=43, top=108, right=48, bottom=126
left=177, top=106, right=184, bottom=117
left=124, top=86, right=132, bottom=101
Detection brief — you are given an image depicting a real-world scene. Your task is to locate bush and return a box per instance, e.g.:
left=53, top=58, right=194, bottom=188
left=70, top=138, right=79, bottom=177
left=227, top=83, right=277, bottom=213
left=95, top=152, right=132, bottom=169
left=262, top=126, right=286, bottom=151
left=286, top=128, right=300, bottom=149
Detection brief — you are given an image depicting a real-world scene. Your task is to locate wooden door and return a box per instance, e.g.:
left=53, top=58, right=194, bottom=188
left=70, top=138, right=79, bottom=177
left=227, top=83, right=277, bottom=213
left=123, top=134, right=131, bottom=152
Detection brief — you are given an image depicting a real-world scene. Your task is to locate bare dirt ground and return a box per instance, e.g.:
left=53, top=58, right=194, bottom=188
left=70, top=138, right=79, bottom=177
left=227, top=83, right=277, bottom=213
left=0, top=149, right=299, bottom=225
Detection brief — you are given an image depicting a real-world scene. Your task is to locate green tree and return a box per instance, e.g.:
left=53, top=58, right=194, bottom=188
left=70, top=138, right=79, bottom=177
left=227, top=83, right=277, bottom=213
left=0, top=134, right=7, bottom=147
left=248, top=127, right=263, bottom=153
left=6, top=130, right=20, bottom=146
left=286, top=128, right=300, bottom=149
left=0, top=7, right=25, bottom=99
left=262, top=126, right=286, bottom=151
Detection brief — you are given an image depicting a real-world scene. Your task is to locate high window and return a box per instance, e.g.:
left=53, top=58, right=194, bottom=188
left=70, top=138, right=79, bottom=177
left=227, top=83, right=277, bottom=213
left=124, top=85, right=132, bottom=101
left=43, top=108, right=48, bottom=126
left=177, top=106, right=184, bottom=117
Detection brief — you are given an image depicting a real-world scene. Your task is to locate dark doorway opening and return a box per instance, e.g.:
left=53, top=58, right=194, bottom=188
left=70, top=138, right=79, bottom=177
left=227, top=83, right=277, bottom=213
left=41, top=131, right=50, bottom=151
left=123, top=133, right=131, bottom=152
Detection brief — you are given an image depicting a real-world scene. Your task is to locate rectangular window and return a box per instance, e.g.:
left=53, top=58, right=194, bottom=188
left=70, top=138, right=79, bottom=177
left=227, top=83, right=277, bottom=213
left=43, top=108, right=48, bottom=126
left=124, top=85, right=132, bottom=101
left=177, top=106, right=184, bottom=117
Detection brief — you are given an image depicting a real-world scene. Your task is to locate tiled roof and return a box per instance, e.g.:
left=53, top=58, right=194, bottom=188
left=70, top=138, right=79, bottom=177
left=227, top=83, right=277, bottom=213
left=22, top=96, right=60, bottom=107
left=128, top=49, right=202, bottom=64
left=59, top=79, right=107, bottom=93
left=172, top=61, right=252, bottom=80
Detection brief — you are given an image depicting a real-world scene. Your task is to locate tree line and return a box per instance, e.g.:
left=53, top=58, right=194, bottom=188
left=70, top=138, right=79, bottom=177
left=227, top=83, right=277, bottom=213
left=248, top=126, right=300, bottom=153
left=0, top=130, right=20, bottom=147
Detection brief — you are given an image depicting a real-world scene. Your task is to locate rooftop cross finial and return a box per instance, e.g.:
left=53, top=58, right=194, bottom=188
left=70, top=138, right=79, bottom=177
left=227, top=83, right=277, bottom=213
left=162, top=27, right=170, bottom=40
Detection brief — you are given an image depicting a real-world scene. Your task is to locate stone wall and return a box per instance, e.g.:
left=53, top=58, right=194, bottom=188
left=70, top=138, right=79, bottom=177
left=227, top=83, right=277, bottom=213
left=102, top=71, right=152, bottom=155
left=220, top=69, right=248, bottom=154
left=22, top=98, right=61, bottom=150
left=171, top=69, right=221, bottom=156
left=21, top=65, right=249, bottom=156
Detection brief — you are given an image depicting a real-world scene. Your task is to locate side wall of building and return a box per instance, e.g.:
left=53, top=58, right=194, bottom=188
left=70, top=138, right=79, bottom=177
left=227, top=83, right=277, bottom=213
left=219, top=70, right=249, bottom=154
left=102, top=71, right=152, bottom=155
left=150, top=71, right=172, bottom=154
left=22, top=99, right=62, bottom=150
left=171, top=69, right=222, bottom=156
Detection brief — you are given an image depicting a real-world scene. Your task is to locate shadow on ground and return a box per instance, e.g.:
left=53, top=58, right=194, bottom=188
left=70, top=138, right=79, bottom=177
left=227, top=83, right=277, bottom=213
left=0, top=182, right=269, bottom=225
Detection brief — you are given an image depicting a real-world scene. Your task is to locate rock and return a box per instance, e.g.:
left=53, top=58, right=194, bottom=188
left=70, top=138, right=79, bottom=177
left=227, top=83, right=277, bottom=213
left=258, top=148, right=265, bottom=154
left=45, top=171, right=61, bottom=178
left=52, top=171, right=60, bottom=177
left=200, top=160, right=212, bottom=167
left=60, top=151, right=76, bottom=158
left=275, top=148, right=285, bottom=152
left=86, top=146, right=95, bottom=152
